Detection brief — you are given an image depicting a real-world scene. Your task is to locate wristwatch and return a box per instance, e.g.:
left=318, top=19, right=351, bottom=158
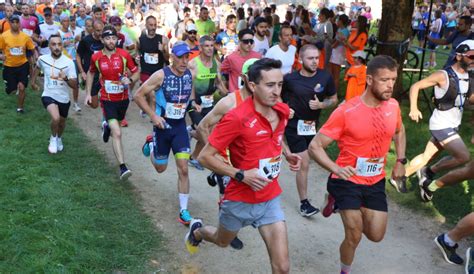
left=235, top=170, right=245, bottom=182
left=397, top=158, right=408, bottom=165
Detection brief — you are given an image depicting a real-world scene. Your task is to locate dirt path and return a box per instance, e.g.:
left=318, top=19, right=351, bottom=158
left=72, top=98, right=465, bottom=274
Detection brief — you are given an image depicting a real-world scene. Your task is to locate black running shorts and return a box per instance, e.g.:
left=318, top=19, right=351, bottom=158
left=41, top=96, right=71, bottom=118
left=100, top=99, right=129, bottom=121
left=3, top=62, right=29, bottom=94
left=284, top=119, right=316, bottom=154
left=327, top=177, right=388, bottom=212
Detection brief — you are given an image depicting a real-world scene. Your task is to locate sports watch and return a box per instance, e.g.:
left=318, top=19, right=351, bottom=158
left=396, top=158, right=408, bottom=165
left=235, top=170, right=245, bottom=182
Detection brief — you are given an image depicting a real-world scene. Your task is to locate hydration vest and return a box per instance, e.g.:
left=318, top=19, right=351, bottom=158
left=434, top=67, right=473, bottom=111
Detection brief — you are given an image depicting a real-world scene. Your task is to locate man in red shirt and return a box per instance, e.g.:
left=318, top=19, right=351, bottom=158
left=85, top=26, right=139, bottom=180
left=308, top=55, right=407, bottom=274
left=186, top=58, right=301, bottom=273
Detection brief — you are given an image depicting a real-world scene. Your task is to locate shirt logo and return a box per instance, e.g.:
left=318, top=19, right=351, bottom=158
left=256, top=130, right=268, bottom=136
left=249, top=118, right=257, bottom=128
left=314, top=83, right=324, bottom=93
left=385, top=112, right=392, bottom=117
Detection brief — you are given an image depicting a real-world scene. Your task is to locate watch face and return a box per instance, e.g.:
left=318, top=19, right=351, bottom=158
left=399, top=159, right=408, bottom=164
left=236, top=171, right=244, bottom=181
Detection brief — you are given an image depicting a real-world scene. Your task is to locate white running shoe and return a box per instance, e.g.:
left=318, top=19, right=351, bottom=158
left=73, top=102, right=82, bottom=112
left=48, top=136, right=58, bottom=154
left=57, top=137, right=64, bottom=152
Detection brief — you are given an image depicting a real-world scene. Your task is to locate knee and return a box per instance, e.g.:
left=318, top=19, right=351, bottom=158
left=457, top=152, right=471, bottom=165
left=178, top=165, right=189, bottom=178
left=51, top=116, right=61, bottom=124
left=344, top=231, right=363, bottom=247
left=272, top=259, right=290, bottom=274
left=112, top=129, right=121, bottom=139
left=365, top=232, right=385, bottom=243
left=153, top=164, right=167, bottom=173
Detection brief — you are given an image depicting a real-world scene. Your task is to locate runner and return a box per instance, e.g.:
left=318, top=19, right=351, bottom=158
left=407, top=40, right=473, bottom=201
left=265, top=24, right=296, bottom=75
left=0, top=14, right=35, bottom=113
left=195, top=58, right=259, bottom=250
left=195, top=7, right=216, bottom=37
left=187, top=35, right=227, bottom=170
left=85, top=26, right=139, bottom=180
left=215, top=14, right=239, bottom=58
left=0, top=4, right=13, bottom=34
left=58, top=13, right=81, bottom=112
left=282, top=44, right=337, bottom=217
left=134, top=42, right=197, bottom=226
left=308, top=55, right=406, bottom=274
left=137, top=15, right=169, bottom=116
left=186, top=59, right=301, bottom=274
left=30, top=34, right=77, bottom=154
left=221, top=29, right=261, bottom=93
left=77, top=20, right=104, bottom=109
left=252, top=17, right=270, bottom=55
left=183, top=23, right=200, bottom=60
left=19, top=3, right=39, bottom=43
left=38, top=7, right=59, bottom=56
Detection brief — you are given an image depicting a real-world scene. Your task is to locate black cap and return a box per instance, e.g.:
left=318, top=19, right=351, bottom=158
left=101, top=28, right=118, bottom=38
left=9, top=15, right=20, bottom=22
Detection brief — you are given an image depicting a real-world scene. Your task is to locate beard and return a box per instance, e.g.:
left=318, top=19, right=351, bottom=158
left=459, top=58, right=471, bottom=71
left=105, top=43, right=116, bottom=51
left=302, top=62, right=317, bottom=74
left=373, top=90, right=392, bottom=101
left=51, top=50, right=62, bottom=59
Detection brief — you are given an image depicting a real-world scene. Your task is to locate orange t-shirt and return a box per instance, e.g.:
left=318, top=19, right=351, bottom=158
left=0, top=30, right=35, bottom=67
left=344, top=65, right=367, bottom=100
left=345, top=31, right=368, bottom=66
left=0, top=19, right=11, bottom=34
left=319, top=96, right=402, bottom=185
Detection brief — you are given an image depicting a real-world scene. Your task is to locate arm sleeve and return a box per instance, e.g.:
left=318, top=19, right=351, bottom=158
left=208, top=111, right=241, bottom=151
left=318, top=106, right=345, bottom=141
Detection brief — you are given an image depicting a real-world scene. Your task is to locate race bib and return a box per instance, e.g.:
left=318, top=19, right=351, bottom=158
left=297, top=120, right=316, bottom=136
left=9, top=47, right=23, bottom=56
left=165, top=102, right=186, bottom=119
left=144, top=53, right=159, bottom=64
left=259, top=155, right=282, bottom=179
left=46, top=77, right=65, bottom=89
left=355, top=157, right=384, bottom=177
left=22, top=28, right=33, bottom=36
left=200, top=95, right=214, bottom=108
left=104, top=80, right=124, bottom=94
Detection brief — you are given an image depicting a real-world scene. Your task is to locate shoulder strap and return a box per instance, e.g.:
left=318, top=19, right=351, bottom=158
left=235, top=89, right=243, bottom=106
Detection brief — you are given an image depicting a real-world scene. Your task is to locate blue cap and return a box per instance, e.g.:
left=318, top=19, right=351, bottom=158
left=9, top=15, right=20, bottom=22
left=172, top=42, right=191, bottom=57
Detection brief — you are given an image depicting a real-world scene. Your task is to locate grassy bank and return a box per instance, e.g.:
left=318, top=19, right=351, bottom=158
left=0, top=85, right=168, bottom=272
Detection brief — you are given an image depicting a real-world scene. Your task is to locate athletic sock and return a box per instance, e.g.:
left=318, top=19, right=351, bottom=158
left=179, top=193, right=189, bottom=211
left=444, top=233, right=456, bottom=247
left=426, top=167, right=435, bottom=179
left=340, top=262, right=351, bottom=274
left=428, top=181, right=440, bottom=192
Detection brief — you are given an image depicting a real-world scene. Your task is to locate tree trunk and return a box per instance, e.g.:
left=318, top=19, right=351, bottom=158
left=377, top=0, right=415, bottom=100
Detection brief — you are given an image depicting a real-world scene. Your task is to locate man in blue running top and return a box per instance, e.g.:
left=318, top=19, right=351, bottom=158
left=134, top=42, right=200, bottom=225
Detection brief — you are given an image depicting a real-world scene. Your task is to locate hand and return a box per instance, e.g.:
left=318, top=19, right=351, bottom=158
left=84, top=94, right=92, bottom=106
left=241, top=168, right=272, bottom=192
left=81, top=72, right=87, bottom=81
left=151, top=114, right=167, bottom=129
left=333, top=166, right=356, bottom=180
left=285, top=153, right=302, bottom=171
left=31, top=83, right=39, bottom=91
left=193, top=102, right=202, bottom=113
left=134, top=55, right=141, bottom=64
left=309, top=95, right=323, bottom=110
left=289, top=108, right=295, bottom=119
left=409, top=108, right=423, bottom=122
left=120, top=76, right=131, bottom=85
left=58, top=70, right=67, bottom=81
left=391, top=162, right=406, bottom=181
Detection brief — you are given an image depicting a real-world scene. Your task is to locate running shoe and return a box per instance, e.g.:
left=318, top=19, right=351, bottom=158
left=119, top=165, right=132, bottom=181
left=178, top=209, right=193, bottom=225
left=120, top=118, right=128, bottom=127
left=230, top=236, right=244, bottom=250
left=207, top=172, right=218, bottom=187
left=466, top=247, right=474, bottom=274
left=300, top=200, right=320, bottom=217
left=389, top=176, right=408, bottom=193
left=102, top=121, right=111, bottom=143
left=48, top=136, right=57, bottom=154
left=142, top=134, right=153, bottom=157
left=184, top=218, right=202, bottom=254
left=434, top=234, right=463, bottom=265
left=419, top=177, right=434, bottom=202
left=73, top=102, right=81, bottom=112
left=57, top=137, right=64, bottom=152
left=16, top=108, right=24, bottom=114
left=189, top=158, right=204, bottom=170
left=322, top=193, right=336, bottom=218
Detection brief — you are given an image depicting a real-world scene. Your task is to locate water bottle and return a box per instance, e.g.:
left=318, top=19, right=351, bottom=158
left=119, top=74, right=129, bottom=90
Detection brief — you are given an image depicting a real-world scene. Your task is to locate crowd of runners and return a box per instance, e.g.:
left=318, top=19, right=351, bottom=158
left=0, top=1, right=473, bottom=273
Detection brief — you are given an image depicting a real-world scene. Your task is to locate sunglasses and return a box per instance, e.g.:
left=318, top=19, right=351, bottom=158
left=188, top=31, right=197, bottom=35
left=241, top=39, right=254, bottom=45
left=463, top=54, right=474, bottom=60
left=45, top=14, right=52, bottom=17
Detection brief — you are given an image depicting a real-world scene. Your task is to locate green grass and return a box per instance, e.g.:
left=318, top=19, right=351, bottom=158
left=0, top=84, right=169, bottom=271
left=322, top=47, right=473, bottom=225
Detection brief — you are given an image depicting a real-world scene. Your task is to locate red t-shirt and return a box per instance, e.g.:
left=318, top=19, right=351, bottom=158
left=90, top=48, right=138, bottom=102
left=319, top=96, right=402, bottom=185
left=221, top=50, right=261, bottom=92
left=208, top=97, right=290, bottom=203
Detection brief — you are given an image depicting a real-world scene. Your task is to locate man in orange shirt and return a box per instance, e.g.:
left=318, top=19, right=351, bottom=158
left=0, top=4, right=13, bottom=34
left=309, top=55, right=406, bottom=274
left=0, top=15, right=35, bottom=113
